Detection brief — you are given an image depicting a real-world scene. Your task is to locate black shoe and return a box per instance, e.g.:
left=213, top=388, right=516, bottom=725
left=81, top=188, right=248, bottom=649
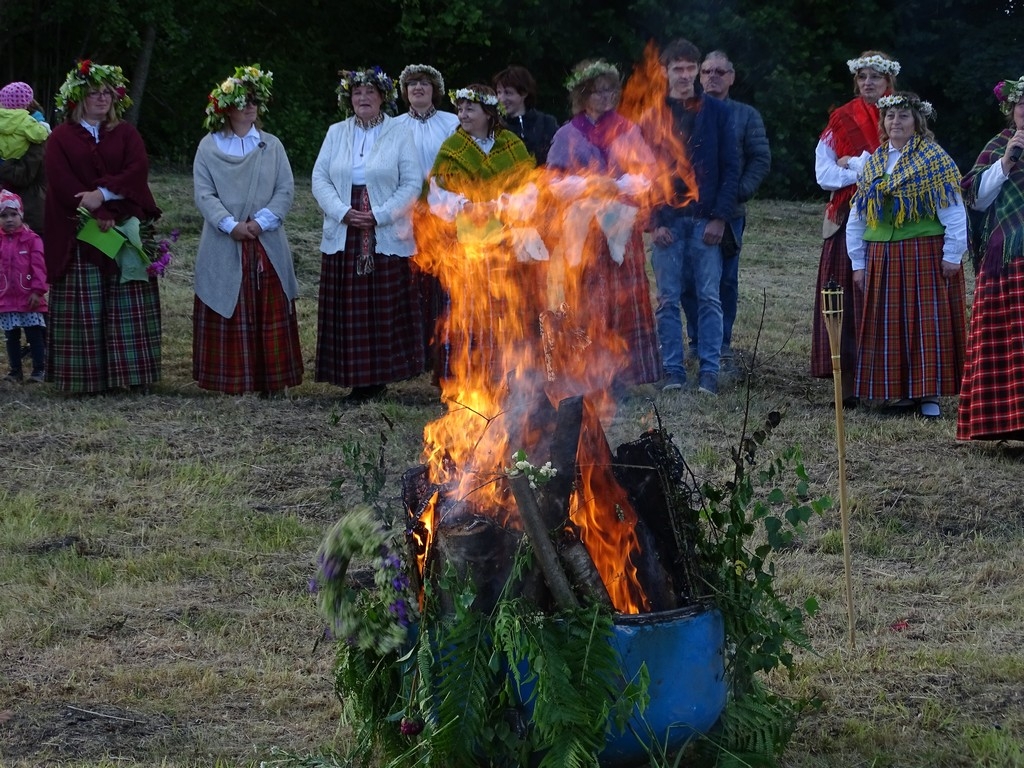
left=347, top=384, right=387, bottom=402
left=842, top=396, right=860, bottom=410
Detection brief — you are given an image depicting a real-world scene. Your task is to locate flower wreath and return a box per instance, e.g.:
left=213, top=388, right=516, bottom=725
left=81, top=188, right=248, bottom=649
left=564, top=60, right=621, bottom=92
left=994, top=77, right=1024, bottom=116
left=877, top=93, right=936, bottom=120
left=846, top=55, right=901, bottom=77
left=447, top=87, right=507, bottom=117
left=399, top=63, right=445, bottom=94
left=55, top=60, right=132, bottom=118
left=202, top=64, right=273, bottom=132
left=337, top=66, right=399, bottom=119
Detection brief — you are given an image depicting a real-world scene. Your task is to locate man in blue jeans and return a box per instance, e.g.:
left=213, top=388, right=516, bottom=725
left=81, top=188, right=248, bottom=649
left=681, top=50, right=771, bottom=374
left=643, top=38, right=739, bottom=395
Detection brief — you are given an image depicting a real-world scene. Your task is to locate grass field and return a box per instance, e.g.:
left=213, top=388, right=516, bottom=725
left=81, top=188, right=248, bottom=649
left=1, top=173, right=1022, bottom=768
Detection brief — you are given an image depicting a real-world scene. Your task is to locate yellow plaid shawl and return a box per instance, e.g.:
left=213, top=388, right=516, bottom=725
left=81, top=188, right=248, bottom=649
left=853, top=134, right=961, bottom=228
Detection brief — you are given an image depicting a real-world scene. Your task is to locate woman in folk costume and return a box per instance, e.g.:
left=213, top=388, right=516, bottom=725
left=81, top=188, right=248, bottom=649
left=192, top=64, right=302, bottom=396
left=811, top=51, right=899, bottom=408
left=958, top=77, right=1024, bottom=440
left=545, top=59, right=662, bottom=394
left=426, top=83, right=543, bottom=386
left=44, top=61, right=162, bottom=393
left=847, top=92, right=967, bottom=419
left=393, top=64, right=459, bottom=373
left=312, top=66, right=422, bottom=402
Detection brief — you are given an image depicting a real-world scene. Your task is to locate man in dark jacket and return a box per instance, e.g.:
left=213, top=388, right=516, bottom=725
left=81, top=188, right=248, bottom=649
left=681, top=50, right=771, bottom=372
left=643, top=38, right=739, bottom=395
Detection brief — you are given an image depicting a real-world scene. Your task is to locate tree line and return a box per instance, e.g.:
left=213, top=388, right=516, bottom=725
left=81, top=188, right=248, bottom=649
left=1, top=0, right=1019, bottom=198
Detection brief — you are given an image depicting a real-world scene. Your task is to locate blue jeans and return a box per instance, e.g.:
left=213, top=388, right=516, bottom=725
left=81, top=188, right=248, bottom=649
left=652, top=217, right=724, bottom=378
left=681, top=216, right=744, bottom=355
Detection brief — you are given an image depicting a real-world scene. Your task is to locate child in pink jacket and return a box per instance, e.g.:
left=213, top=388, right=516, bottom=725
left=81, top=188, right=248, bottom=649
left=0, top=190, right=47, bottom=383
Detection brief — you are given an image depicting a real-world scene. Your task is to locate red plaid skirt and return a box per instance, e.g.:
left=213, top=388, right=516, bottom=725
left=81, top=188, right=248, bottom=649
left=192, top=239, right=303, bottom=394
left=811, top=225, right=863, bottom=380
left=957, top=257, right=1024, bottom=441
left=314, top=187, right=423, bottom=387
left=856, top=235, right=967, bottom=401
left=563, top=226, right=662, bottom=386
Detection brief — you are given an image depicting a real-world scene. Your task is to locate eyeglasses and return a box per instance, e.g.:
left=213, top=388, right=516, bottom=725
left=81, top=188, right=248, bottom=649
left=405, top=79, right=433, bottom=88
left=245, top=98, right=263, bottom=107
left=700, top=67, right=733, bottom=76
left=86, top=90, right=115, bottom=99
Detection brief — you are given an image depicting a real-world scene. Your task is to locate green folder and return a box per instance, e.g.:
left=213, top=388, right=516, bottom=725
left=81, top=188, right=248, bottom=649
left=76, top=217, right=126, bottom=258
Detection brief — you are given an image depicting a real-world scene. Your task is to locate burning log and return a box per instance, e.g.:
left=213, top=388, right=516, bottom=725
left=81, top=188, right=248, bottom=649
left=431, top=512, right=522, bottom=615
left=508, top=473, right=580, bottom=611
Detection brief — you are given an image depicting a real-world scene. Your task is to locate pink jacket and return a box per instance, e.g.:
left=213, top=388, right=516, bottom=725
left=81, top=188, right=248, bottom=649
left=0, top=225, right=48, bottom=313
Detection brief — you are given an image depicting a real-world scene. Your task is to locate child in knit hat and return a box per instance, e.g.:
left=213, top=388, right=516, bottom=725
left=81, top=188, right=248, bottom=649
left=0, top=190, right=47, bottom=383
left=0, top=82, right=50, bottom=161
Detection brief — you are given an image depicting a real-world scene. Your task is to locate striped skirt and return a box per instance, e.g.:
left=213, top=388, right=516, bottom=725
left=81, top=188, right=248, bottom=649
left=957, top=256, right=1024, bottom=441
left=811, top=224, right=863, bottom=382
left=193, top=239, right=303, bottom=394
left=315, top=187, right=423, bottom=387
left=855, top=235, right=967, bottom=401
left=46, top=251, right=161, bottom=393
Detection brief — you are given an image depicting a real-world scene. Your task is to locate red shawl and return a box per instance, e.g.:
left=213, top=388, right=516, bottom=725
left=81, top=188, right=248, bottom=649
left=43, top=120, right=161, bottom=281
left=820, top=97, right=881, bottom=224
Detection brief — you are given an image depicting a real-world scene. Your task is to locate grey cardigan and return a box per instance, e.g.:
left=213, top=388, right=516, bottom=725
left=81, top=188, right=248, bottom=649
left=193, top=131, right=299, bottom=318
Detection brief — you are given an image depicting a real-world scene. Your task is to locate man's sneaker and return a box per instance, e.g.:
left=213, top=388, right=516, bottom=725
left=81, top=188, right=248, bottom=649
left=27, top=371, right=45, bottom=384
left=3, top=372, right=22, bottom=384
left=661, top=373, right=686, bottom=391
left=698, top=372, right=718, bottom=396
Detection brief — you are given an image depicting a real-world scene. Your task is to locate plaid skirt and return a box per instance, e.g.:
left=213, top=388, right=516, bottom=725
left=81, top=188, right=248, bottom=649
left=957, top=256, right=1024, bottom=441
left=811, top=224, right=863, bottom=380
left=46, top=251, right=161, bottom=393
left=315, top=187, right=423, bottom=387
left=193, top=239, right=303, bottom=394
left=856, top=235, right=967, bottom=401
left=562, top=226, right=663, bottom=386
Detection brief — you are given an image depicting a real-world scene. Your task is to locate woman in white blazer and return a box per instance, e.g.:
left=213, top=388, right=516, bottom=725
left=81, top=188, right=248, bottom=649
left=312, top=66, right=423, bottom=401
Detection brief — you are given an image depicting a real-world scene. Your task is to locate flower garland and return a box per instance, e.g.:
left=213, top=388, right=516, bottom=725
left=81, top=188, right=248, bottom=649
left=55, top=61, right=132, bottom=118
left=337, top=66, right=398, bottom=119
left=994, top=76, right=1024, bottom=116
left=564, top=60, right=620, bottom=92
left=311, top=507, right=418, bottom=655
left=846, top=55, right=901, bottom=77
left=202, top=64, right=273, bottom=132
left=447, top=87, right=508, bottom=117
left=877, top=93, right=936, bottom=119
left=399, top=63, right=445, bottom=94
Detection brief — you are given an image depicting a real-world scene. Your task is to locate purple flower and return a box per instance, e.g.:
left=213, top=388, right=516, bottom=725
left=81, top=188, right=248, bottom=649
left=400, top=716, right=424, bottom=736
left=388, top=598, right=410, bottom=627
left=308, top=578, right=319, bottom=594
left=995, top=81, right=1007, bottom=101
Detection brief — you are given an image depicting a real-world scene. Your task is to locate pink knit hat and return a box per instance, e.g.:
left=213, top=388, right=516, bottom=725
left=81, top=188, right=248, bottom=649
left=0, top=190, right=24, bottom=215
left=0, top=82, right=34, bottom=110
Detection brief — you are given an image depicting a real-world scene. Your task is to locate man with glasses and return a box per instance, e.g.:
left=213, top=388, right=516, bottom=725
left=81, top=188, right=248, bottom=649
left=682, top=50, right=771, bottom=377
left=643, top=38, right=739, bottom=395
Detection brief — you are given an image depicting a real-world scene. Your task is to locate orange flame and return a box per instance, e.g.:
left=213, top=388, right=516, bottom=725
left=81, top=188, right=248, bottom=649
left=414, top=41, right=695, bottom=613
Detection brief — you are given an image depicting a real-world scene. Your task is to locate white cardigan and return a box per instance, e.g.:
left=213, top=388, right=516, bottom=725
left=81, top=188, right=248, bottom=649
left=311, top=115, right=420, bottom=257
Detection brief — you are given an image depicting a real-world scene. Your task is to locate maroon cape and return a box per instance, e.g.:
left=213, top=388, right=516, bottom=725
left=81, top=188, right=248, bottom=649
left=43, top=120, right=160, bottom=281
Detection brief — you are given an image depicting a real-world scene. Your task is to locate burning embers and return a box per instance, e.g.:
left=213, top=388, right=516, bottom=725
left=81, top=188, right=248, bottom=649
left=403, top=394, right=705, bottom=616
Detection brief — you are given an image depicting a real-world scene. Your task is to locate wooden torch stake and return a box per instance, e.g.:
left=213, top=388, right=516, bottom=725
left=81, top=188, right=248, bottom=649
left=821, top=282, right=856, bottom=650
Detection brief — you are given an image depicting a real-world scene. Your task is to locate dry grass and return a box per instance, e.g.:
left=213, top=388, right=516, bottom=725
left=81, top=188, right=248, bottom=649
left=1, top=178, right=1022, bottom=768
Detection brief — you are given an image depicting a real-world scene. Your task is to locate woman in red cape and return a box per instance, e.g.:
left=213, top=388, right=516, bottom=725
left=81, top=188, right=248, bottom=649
left=44, top=61, right=162, bottom=393
left=810, top=51, right=898, bottom=407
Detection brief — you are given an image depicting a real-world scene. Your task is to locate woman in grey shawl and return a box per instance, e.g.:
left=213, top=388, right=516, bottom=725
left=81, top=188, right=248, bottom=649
left=192, top=64, right=302, bottom=395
